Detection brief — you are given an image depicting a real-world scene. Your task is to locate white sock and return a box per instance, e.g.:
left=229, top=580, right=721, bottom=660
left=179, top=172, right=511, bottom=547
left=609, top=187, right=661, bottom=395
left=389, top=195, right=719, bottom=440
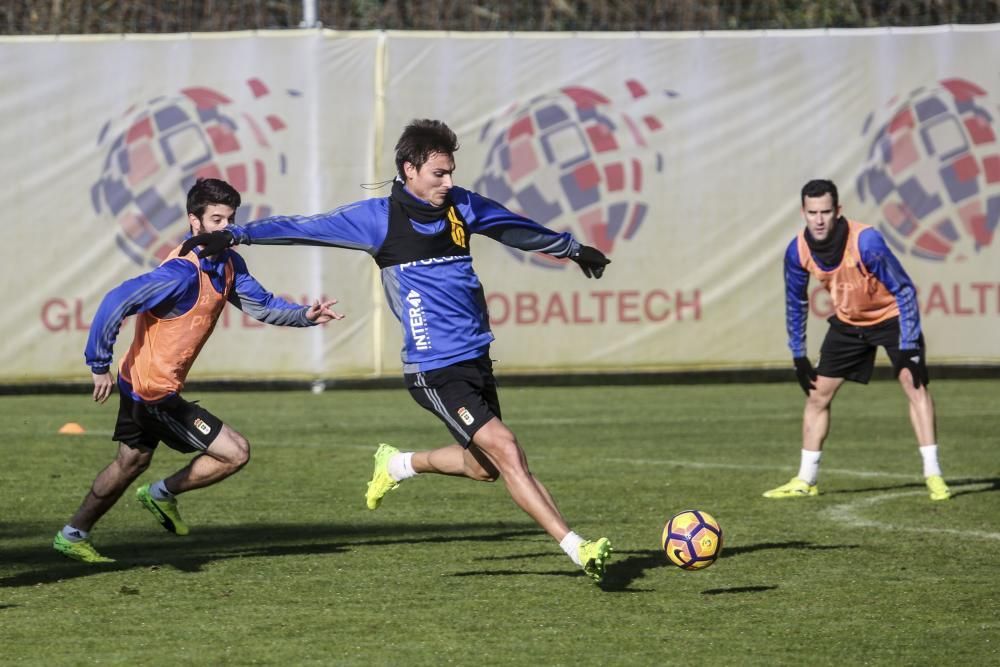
left=150, top=479, right=175, bottom=501
left=62, top=525, right=89, bottom=541
left=560, top=531, right=585, bottom=566
left=387, top=452, right=417, bottom=481
left=797, top=449, right=822, bottom=485
left=920, top=444, right=942, bottom=477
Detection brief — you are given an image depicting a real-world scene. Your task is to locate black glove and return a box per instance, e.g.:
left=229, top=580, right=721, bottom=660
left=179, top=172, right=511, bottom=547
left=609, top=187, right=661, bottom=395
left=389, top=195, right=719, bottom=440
left=180, top=229, right=236, bottom=258
left=793, top=356, right=817, bottom=395
left=895, top=348, right=928, bottom=389
left=570, top=245, right=610, bottom=279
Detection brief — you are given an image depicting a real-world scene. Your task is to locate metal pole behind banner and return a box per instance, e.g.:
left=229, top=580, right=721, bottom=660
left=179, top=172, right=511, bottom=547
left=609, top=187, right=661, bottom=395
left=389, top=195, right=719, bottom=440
left=300, top=0, right=319, bottom=28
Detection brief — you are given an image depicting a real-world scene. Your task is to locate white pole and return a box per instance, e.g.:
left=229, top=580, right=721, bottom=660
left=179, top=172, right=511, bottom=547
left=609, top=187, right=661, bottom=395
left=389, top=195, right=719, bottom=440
left=300, top=0, right=319, bottom=28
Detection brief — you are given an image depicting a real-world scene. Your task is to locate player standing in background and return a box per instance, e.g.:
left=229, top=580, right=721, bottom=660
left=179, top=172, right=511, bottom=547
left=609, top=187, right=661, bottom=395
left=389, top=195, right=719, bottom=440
left=182, top=119, right=615, bottom=584
left=54, top=178, right=343, bottom=563
left=763, top=178, right=951, bottom=501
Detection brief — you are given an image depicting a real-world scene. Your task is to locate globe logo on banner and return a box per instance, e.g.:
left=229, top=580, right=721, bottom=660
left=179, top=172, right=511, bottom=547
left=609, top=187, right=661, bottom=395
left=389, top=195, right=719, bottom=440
left=91, top=78, right=298, bottom=267
left=856, top=78, right=1000, bottom=262
left=474, top=80, right=674, bottom=269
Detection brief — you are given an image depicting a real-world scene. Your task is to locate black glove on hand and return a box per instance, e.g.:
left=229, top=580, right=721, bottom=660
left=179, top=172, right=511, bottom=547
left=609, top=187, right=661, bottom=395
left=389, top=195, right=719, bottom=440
left=180, top=229, right=236, bottom=258
left=895, top=348, right=928, bottom=389
left=570, top=244, right=610, bottom=279
left=793, top=356, right=817, bottom=395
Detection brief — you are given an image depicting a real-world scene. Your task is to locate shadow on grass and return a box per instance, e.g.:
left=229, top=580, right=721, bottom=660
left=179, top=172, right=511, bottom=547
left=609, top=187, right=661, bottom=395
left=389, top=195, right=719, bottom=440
left=946, top=477, right=1000, bottom=499
left=702, top=585, right=778, bottom=595
left=0, top=522, right=540, bottom=588
left=452, top=540, right=862, bottom=592
left=595, top=541, right=858, bottom=592
left=599, top=550, right=667, bottom=592
left=454, top=549, right=670, bottom=591
left=823, top=476, right=999, bottom=498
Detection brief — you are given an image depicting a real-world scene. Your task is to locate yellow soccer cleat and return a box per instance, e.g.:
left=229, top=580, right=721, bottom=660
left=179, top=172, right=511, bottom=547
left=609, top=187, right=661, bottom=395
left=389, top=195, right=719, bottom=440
left=136, top=484, right=189, bottom=535
left=53, top=532, right=115, bottom=564
left=762, top=477, right=819, bottom=499
left=365, top=443, right=400, bottom=510
left=578, top=537, right=613, bottom=583
left=926, top=475, right=952, bottom=501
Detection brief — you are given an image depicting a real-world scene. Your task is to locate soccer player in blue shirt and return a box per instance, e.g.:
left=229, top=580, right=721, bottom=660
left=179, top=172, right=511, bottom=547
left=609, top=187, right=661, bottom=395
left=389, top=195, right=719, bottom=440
left=763, top=179, right=950, bottom=501
left=54, top=178, right=343, bottom=564
left=183, top=119, right=614, bottom=583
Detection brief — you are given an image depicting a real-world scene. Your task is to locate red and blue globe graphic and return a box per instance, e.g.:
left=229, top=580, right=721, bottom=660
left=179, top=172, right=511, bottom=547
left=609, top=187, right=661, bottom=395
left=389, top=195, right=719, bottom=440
left=474, top=80, right=673, bottom=269
left=91, top=78, right=297, bottom=267
left=856, top=77, right=1000, bottom=262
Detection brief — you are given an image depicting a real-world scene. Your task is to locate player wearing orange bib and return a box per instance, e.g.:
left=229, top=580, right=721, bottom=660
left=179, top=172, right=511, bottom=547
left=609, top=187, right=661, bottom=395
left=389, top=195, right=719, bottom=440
left=53, top=178, right=344, bottom=564
left=118, top=246, right=234, bottom=403
left=763, top=179, right=950, bottom=502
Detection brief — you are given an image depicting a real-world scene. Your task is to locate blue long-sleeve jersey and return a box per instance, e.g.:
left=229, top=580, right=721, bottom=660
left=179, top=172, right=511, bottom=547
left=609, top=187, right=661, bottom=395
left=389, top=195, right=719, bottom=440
left=784, top=226, right=921, bottom=358
left=85, top=250, right=315, bottom=374
left=227, top=185, right=580, bottom=372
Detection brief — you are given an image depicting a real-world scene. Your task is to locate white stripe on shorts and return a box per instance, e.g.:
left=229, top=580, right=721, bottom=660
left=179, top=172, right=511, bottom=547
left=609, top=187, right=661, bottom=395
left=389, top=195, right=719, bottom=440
left=415, top=372, right=471, bottom=443
left=150, top=403, right=210, bottom=451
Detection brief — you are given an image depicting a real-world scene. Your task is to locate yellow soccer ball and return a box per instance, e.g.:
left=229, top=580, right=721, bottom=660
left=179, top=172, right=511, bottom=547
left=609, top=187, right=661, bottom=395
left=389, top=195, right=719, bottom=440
left=662, top=509, right=723, bottom=570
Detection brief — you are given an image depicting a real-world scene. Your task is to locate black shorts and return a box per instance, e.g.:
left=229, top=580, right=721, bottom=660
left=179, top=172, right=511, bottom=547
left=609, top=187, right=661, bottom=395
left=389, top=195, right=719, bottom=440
left=404, top=355, right=501, bottom=446
left=817, top=317, right=928, bottom=385
left=113, top=389, right=223, bottom=453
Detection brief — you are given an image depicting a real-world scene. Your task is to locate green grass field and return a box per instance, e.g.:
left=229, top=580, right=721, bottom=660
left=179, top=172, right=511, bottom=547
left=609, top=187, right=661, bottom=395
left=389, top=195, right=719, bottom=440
left=2, top=380, right=998, bottom=665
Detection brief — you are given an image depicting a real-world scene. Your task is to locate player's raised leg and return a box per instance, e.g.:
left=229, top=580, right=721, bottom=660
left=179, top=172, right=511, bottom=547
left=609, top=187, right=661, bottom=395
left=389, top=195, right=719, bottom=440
left=139, top=423, right=250, bottom=535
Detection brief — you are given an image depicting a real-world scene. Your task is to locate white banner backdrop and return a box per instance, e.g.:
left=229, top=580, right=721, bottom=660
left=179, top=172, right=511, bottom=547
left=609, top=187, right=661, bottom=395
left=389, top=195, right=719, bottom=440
left=0, top=31, right=381, bottom=381
left=381, top=28, right=1000, bottom=372
left=0, top=26, right=998, bottom=382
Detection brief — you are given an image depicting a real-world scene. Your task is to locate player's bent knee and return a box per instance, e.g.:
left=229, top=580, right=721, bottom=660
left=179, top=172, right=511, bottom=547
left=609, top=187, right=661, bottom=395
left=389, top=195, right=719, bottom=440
left=117, top=446, right=153, bottom=476
left=486, top=438, right=520, bottom=466
left=231, top=437, right=251, bottom=469
left=232, top=443, right=250, bottom=469
left=805, top=390, right=834, bottom=410
left=130, top=457, right=152, bottom=477
left=208, top=429, right=251, bottom=470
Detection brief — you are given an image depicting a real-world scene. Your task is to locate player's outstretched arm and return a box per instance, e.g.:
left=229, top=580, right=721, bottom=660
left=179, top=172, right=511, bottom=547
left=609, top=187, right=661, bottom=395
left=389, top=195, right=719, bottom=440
left=306, top=299, right=346, bottom=324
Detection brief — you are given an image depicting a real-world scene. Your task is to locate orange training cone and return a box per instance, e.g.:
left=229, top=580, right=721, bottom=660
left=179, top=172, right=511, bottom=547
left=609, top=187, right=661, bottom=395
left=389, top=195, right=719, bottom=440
left=58, top=422, right=86, bottom=434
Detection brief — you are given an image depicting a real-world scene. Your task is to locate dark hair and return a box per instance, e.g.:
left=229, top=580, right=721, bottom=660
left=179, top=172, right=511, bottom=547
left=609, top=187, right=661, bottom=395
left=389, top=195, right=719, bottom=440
left=394, top=119, right=460, bottom=178
left=187, top=178, right=241, bottom=220
left=801, top=179, right=838, bottom=210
